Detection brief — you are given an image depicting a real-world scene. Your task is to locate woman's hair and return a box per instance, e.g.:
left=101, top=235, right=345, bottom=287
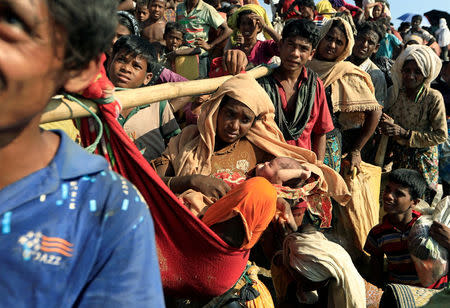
left=388, top=169, right=427, bottom=200
left=118, top=11, right=141, bottom=36
left=47, top=0, right=117, bottom=70
left=282, top=19, right=320, bottom=48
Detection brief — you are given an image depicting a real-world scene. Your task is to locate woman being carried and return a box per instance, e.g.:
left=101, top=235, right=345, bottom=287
left=379, top=45, right=448, bottom=199
left=307, top=17, right=382, bottom=172
left=153, top=74, right=349, bottom=220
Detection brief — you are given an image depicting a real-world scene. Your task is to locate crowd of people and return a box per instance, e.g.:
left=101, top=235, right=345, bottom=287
left=2, top=0, right=450, bottom=307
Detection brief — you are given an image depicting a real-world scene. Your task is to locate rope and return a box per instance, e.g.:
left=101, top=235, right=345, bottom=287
left=64, top=93, right=104, bottom=154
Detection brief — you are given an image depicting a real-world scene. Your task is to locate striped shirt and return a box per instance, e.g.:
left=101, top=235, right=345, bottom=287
left=364, top=211, right=448, bottom=289
left=176, top=0, right=224, bottom=47
left=365, top=211, right=422, bottom=286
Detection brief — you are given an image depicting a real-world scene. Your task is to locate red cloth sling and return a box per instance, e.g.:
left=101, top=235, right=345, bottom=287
left=75, top=56, right=249, bottom=299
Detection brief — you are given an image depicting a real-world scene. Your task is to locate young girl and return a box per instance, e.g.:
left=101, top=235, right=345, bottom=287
left=227, top=5, right=281, bottom=66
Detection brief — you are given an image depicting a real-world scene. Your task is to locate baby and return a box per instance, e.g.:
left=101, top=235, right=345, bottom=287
left=255, top=157, right=312, bottom=188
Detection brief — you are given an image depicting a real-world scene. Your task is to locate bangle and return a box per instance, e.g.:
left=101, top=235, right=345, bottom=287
left=167, top=177, right=173, bottom=189
left=351, top=149, right=360, bottom=155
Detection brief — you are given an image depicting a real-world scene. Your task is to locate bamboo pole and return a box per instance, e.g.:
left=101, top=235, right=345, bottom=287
left=40, top=65, right=274, bottom=124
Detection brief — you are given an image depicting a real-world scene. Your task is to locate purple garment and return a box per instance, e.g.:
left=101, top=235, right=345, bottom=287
left=157, top=68, right=188, bottom=84
left=247, top=40, right=279, bottom=66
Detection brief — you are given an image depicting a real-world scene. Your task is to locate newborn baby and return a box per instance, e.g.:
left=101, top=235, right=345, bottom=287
left=255, top=157, right=312, bottom=188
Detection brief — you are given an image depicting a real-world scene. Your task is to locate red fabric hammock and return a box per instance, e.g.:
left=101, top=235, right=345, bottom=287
left=75, top=56, right=249, bottom=299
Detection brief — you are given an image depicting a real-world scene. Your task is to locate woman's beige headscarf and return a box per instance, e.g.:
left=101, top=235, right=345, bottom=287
left=389, top=44, right=442, bottom=106
left=163, top=74, right=350, bottom=203
left=283, top=231, right=366, bottom=308
left=307, top=17, right=380, bottom=114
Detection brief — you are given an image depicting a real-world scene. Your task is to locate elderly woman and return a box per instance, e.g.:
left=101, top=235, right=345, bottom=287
left=153, top=74, right=349, bottom=212
left=307, top=17, right=382, bottom=172
left=380, top=45, right=448, bottom=196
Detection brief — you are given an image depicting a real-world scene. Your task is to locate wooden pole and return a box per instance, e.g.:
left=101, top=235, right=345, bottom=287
left=40, top=65, right=274, bottom=124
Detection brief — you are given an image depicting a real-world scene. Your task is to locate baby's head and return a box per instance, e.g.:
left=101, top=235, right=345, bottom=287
left=255, top=157, right=311, bottom=187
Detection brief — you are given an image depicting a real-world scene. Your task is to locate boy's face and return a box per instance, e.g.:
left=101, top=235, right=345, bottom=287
left=135, top=5, right=150, bottom=22
left=165, top=30, right=183, bottom=51
left=108, top=51, right=152, bottom=89
left=0, top=0, right=67, bottom=131
left=353, top=30, right=380, bottom=61
left=278, top=36, right=315, bottom=72
left=383, top=181, right=417, bottom=215
left=149, top=0, right=166, bottom=21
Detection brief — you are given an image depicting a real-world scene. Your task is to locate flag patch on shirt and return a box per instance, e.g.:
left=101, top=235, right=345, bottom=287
left=18, top=231, right=74, bottom=265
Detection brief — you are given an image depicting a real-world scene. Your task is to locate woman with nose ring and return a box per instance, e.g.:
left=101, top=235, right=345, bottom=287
left=379, top=45, right=448, bottom=201
left=307, top=17, right=382, bottom=173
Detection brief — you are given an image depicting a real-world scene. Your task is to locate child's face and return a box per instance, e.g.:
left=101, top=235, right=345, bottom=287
left=372, top=5, right=382, bottom=18
left=0, top=0, right=70, bottom=131
left=135, top=5, right=150, bottom=22
left=239, top=14, right=261, bottom=40
left=165, top=30, right=183, bottom=51
left=383, top=181, right=416, bottom=215
left=299, top=6, right=314, bottom=20
left=149, top=0, right=166, bottom=21
left=108, top=24, right=132, bottom=55
left=255, top=158, right=283, bottom=183
left=108, top=51, right=152, bottom=88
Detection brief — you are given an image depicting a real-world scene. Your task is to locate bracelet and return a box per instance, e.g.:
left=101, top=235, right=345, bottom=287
left=167, top=177, right=173, bottom=190
left=350, top=149, right=360, bottom=155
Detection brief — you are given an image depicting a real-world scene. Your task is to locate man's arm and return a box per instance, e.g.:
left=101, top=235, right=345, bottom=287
left=196, top=22, right=232, bottom=51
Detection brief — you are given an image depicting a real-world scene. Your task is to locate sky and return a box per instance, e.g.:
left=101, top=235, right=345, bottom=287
left=260, top=0, right=450, bottom=29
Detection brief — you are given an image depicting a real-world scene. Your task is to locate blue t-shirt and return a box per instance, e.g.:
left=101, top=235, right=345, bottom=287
left=0, top=131, right=165, bottom=307
left=376, top=33, right=402, bottom=59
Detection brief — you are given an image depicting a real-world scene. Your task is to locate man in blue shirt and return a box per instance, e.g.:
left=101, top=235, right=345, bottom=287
left=0, top=0, right=165, bottom=307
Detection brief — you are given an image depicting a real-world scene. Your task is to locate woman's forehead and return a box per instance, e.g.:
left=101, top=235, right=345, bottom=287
left=221, top=97, right=255, bottom=115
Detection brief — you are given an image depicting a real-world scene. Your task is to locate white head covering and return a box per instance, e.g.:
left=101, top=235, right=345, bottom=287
left=283, top=231, right=366, bottom=308
left=390, top=44, right=442, bottom=103
left=435, top=18, right=450, bottom=48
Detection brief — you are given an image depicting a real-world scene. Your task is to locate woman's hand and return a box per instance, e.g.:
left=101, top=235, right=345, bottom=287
left=380, top=122, right=409, bottom=138
left=189, top=174, right=231, bottom=199
left=379, top=113, right=409, bottom=138
left=430, top=221, right=450, bottom=251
